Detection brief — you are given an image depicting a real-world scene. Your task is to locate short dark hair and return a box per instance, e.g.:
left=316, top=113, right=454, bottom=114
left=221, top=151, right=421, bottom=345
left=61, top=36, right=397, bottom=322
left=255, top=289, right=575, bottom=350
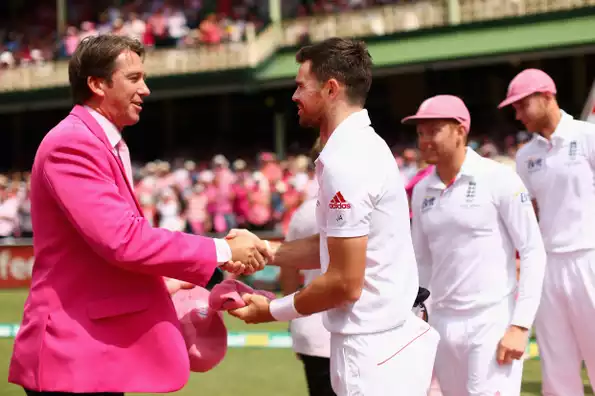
left=68, top=35, right=145, bottom=105
left=296, top=37, right=373, bottom=106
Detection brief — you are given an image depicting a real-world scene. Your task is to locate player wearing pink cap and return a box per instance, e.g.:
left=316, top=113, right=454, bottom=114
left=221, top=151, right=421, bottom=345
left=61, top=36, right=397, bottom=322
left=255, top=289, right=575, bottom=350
left=500, top=68, right=595, bottom=395
left=403, top=95, right=546, bottom=396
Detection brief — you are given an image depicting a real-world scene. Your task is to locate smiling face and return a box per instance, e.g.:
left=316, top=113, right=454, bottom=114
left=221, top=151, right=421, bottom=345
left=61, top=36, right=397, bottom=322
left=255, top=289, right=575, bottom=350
left=292, top=60, right=326, bottom=129
left=88, top=50, right=150, bottom=129
left=416, top=119, right=466, bottom=164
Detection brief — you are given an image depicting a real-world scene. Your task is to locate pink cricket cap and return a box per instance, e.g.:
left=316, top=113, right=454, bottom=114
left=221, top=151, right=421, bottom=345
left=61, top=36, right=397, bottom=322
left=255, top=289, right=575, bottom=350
left=498, top=68, right=557, bottom=108
left=209, top=279, right=276, bottom=311
left=171, top=287, right=228, bottom=372
left=401, top=95, right=471, bottom=132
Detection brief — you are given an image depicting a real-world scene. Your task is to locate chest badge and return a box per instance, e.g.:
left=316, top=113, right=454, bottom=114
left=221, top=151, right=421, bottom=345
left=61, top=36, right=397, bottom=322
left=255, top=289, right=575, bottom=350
left=421, top=196, right=436, bottom=213
left=527, top=157, right=544, bottom=173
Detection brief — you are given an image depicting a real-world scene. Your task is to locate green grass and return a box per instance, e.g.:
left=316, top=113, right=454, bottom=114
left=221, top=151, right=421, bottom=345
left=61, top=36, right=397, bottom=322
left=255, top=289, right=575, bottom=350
left=0, top=289, right=593, bottom=396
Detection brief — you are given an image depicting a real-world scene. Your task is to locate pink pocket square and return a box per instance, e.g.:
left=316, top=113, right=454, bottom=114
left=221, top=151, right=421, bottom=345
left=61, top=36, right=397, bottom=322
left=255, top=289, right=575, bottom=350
left=171, top=286, right=228, bottom=372
left=209, top=279, right=276, bottom=311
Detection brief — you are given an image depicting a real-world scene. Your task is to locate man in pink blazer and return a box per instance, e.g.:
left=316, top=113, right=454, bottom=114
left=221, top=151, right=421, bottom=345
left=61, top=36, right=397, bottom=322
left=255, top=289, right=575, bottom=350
left=9, top=35, right=270, bottom=396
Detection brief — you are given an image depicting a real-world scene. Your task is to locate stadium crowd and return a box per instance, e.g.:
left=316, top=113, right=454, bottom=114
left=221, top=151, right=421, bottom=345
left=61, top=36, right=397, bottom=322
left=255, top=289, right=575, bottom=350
left=0, top=0, right=407, bottom=69
left=0, top=132, right=529, bottom=240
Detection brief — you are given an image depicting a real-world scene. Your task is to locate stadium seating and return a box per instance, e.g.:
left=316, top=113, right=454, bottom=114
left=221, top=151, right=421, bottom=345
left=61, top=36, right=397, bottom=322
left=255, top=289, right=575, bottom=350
left=1, top=0, right=593, bottom=93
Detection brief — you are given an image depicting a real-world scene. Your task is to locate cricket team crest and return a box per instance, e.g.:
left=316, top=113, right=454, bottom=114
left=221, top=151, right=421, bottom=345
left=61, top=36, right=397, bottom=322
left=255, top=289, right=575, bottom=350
left=527, top=157, right=544, bottom=172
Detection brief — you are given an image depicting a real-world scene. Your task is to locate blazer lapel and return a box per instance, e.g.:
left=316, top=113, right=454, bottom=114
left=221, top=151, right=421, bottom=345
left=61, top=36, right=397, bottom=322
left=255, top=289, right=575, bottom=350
left=69, top=105, right=144, bottom=216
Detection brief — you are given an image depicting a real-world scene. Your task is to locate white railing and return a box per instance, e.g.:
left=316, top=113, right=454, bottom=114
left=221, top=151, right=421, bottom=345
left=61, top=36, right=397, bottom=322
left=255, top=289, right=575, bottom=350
left=0, top=24, right=266, bottom=93
left=459, top=0, right=595, bottom=23
left=0, top=0, right=593, bottom=92
left=247, top=23, right=283, bottom=67
left=281, top=1, right=447, bottom=47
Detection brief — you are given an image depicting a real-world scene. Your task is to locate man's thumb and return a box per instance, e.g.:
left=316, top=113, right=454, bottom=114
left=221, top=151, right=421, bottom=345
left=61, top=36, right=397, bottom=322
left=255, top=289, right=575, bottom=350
left=241, top=293, right=254, bottom=304
left=225, top=229, right=240, bottom=240
left=496, top=342, right=506, bottom=365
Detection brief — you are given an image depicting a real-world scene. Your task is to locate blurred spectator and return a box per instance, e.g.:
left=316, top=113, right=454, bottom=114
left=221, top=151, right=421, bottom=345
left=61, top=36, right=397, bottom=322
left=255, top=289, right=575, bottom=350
left=0, top=176, right=21, bottom=238
left=1, top=0, right=273, bottom=67
left=1, top=0, right=412, bottom=69
left=1, top=132, right=530, bottom=240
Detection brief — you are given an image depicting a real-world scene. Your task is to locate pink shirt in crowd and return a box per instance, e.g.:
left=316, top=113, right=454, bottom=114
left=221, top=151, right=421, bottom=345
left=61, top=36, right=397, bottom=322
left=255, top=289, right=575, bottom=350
left=405, top=165, right=435, bottom=218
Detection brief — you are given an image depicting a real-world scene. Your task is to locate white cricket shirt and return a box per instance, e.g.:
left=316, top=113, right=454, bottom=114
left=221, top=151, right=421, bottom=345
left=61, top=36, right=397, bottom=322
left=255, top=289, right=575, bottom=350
left=515, top=111, right=595, bottom=254
left=286, top=197, right=331, bottom=358
left=411, top=148, right=546, bottom=329
left=316, top=109, right=418, bottom=335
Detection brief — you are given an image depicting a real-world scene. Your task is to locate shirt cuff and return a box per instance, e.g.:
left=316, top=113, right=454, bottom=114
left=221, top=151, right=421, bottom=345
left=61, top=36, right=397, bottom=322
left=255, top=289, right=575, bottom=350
left=510, top=308, right=534, bottom=331
left=214, top=238, right=232, bottom=264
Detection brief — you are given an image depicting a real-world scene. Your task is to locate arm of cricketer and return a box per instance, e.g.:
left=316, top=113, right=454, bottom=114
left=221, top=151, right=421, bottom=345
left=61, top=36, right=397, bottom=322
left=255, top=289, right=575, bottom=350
left=278, top=212, right=311, bottom=296
left=229, top=164, right=370, bottom=324
left=514, top=152, right=539, bottom=219
left=495, top=169, right=547, bottom=365
left=42, top=138, right=269, bottom=286
left=410, top=184, right=432, bottom=291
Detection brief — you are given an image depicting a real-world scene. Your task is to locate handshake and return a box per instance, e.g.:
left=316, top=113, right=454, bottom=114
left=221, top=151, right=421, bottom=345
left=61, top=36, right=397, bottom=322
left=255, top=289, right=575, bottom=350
left=222, top=229, right=278, bottom=276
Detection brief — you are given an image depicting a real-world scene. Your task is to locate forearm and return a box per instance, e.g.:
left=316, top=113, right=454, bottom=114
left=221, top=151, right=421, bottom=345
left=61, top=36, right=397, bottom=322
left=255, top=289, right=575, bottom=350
left=293, top=272, right=353, bottom=315
left=511, top=247, right=546, bottom=329
left=270, top=234, right=320, bottom=270
left=103, top=219, right=220, bottom=286
left=279, top=267, right=302, bottom=296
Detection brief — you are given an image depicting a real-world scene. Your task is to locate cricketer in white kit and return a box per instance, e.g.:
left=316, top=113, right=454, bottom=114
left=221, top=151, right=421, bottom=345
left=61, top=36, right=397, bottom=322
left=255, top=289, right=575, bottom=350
left=229, top=37, right=440, bottom=396
left=403, top=95, right=547, bottom=396
left=499, top=68, right=595, bottom=395
left=279, top=139, right=334, bottom=396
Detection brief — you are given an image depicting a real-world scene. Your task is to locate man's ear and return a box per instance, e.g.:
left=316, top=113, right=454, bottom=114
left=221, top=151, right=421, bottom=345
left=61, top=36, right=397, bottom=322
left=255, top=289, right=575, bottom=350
left=87, top=76, right=107, bottom=98
left=325, top=78, right=341, bottom=100
left=456, top=123, right=468, bottom=143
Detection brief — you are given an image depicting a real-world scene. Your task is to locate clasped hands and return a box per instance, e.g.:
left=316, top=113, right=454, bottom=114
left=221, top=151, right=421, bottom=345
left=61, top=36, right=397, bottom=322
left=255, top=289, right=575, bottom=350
left=221, top=229, right=276, bottom=276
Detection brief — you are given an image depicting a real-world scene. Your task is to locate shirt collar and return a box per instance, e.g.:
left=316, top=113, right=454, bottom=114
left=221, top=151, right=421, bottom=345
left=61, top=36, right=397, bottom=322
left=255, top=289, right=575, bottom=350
left=532, top=110, right=573, bottom=146
left=84, top=105, right=122, bottom=149
left=316, top=109, right=371, bottom=165
left=427, top=147, right=482, bottom=190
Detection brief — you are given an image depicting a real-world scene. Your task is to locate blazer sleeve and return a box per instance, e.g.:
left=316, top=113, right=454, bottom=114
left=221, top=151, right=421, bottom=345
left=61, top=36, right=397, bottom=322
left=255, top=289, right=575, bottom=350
left=41, top=132, right=219, bottom=287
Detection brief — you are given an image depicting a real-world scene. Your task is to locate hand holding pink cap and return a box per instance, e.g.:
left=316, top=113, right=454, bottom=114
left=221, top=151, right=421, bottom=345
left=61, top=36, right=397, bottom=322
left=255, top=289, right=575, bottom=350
left=209, top=279, right=276, bottom=311
left=171, top=286, right=228, bottom=373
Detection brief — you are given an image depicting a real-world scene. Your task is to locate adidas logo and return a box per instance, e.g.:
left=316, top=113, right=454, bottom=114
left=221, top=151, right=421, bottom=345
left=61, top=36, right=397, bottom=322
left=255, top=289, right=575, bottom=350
left=329, top=192, right=351, bottom=209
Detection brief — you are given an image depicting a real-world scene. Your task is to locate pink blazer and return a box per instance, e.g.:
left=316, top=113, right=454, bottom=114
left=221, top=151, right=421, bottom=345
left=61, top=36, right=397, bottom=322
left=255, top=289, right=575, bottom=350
left=9, top=106, right=219, bottom=393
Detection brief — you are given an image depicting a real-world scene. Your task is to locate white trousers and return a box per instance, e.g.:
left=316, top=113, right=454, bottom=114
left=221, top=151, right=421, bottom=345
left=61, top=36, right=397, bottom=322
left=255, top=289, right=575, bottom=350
left=330, top=312, right=440, bottom=395
left=430, top=297, right=524, bottom=396
left=535, top=249, right=595, bottom=395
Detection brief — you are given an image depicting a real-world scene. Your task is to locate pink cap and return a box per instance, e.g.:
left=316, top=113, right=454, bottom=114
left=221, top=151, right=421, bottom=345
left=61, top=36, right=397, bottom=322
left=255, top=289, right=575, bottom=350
left=209, top=279, right=276, bottom=311
left=498, top=68, right=557, bottom=108
left=171, top=287, right=228, bottom=372
left=401, top=95, right=471, bottom=132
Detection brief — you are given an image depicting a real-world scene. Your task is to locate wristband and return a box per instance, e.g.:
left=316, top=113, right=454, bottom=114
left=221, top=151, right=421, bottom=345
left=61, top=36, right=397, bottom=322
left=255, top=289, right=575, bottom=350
left=269, top=292, right=303, bottom=321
